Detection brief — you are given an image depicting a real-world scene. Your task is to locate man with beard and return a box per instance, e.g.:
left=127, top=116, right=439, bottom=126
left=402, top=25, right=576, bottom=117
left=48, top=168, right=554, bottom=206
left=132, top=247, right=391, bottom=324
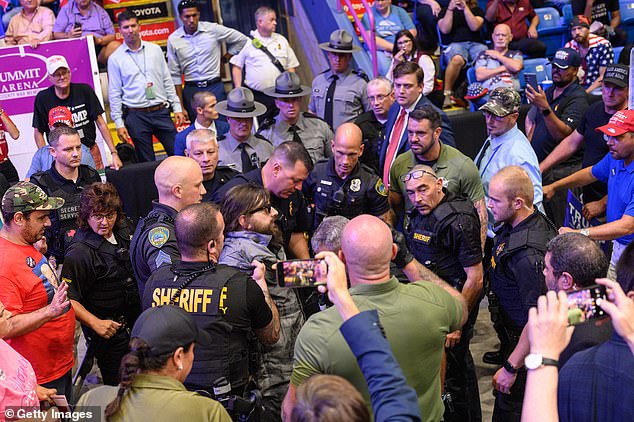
left=389, top=105, right=486, bottom=244
left=30, top=125, right=101, bottom=266
left=540, top=64, right=628, bottom=220
left=142, top=201, right=280, bottom=411
left=184, top=129, right=237, bottom=202
left=219, top=184, right=302, bottom=420
left=544, top=109, right=634, bottom=280
left=303, top=122, right=390, bottom=231
left=564, top=15, right=614, bottom=95
left=525, top=47, right=588, bottom=227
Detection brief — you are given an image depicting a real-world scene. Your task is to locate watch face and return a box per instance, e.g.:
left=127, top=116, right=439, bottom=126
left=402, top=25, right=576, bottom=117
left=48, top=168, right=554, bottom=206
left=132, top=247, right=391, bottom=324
left=525, top=353, right=543, bottom=370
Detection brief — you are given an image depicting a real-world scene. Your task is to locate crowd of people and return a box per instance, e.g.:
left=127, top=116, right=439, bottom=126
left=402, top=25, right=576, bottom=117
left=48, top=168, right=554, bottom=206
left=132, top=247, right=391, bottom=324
left=0, top=0, right=634, bottom=421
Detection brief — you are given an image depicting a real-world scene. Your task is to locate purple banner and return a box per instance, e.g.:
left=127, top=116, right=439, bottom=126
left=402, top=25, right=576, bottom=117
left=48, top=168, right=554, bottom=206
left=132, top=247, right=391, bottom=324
left=0, top=38, right=97, bottom=115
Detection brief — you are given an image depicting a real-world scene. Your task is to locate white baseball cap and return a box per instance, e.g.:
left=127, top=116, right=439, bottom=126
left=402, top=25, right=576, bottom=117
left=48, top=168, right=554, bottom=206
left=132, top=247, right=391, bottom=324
left=46, top=55, right=70, bottom=75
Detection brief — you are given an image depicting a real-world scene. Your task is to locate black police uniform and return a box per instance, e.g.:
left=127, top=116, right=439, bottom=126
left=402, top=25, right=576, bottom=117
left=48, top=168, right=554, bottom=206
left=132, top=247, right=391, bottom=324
left=129, top=201, right=179, bottom=298
left=489, top=210, right=557, bottom=422
left=353, top=110, right=384, bottom=174
left=405, top=191, right=483, bottom=422
left=30, top=164, right=101, bottom=263
left=142, top=261, right=273, bottom=396
left=213, top=169, right=313, bottom=250
left=202, top=166, right=239, bottom=203
left=303, top=158, right=389, bottom=231
left=62, top=225, right=141, bottom=385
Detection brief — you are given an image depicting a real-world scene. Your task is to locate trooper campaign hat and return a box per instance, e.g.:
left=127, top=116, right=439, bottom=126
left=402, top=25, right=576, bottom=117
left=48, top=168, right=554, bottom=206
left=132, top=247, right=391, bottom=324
left=319, top=29, right=362, bottom=53
left=216, top=87, right=267, bottom=118
left=263, top=71, right=311, bottom=98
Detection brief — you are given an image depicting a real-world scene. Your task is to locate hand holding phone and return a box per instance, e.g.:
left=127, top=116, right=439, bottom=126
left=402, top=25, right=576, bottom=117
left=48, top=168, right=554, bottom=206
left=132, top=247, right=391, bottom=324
left=524, top=72, right=538, bottom=91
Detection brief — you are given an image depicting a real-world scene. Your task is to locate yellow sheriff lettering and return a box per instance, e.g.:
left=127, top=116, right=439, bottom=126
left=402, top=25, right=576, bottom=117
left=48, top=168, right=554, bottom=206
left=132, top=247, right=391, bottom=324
left=153, top=288, right=217, bottom=313
left=413, top=232, right=431, bottom=243
left=219, top=287, right=228, bottom=314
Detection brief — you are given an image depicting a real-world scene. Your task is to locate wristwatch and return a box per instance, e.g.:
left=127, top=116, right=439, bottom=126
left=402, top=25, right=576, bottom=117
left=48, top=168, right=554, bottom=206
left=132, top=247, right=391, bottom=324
left=524, top=353, right=558, bottom=370
left=542, top=108, right=552, bottom=117
left=580, top=228, right=590, bottom=236
left=503, top=360, right=519, bottom=374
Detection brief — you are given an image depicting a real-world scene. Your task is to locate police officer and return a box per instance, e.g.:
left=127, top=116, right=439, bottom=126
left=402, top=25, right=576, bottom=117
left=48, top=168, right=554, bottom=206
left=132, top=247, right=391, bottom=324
left=403, top=164, right=483, bottom=422
left=258, top=72, right=334, bottom=165
left=310, top=29, right=369, bottom=130
left=184, top=129, right=238, bottom=203
left=130, top=156, right=206, bottom=298
left=63, top=182, right=141, bottom=386
left=30, top=125, right=101, bottom=266
left=142, top=203, right=280, bottom=407
left=487, top=166, right=557, bottom=421
left=216, top=87, right=274, bottom=173
left=303, top=122, right=389, bottom=231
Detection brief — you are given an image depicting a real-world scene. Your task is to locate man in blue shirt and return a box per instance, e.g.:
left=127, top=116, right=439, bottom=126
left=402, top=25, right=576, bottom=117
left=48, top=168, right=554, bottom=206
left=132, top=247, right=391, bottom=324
left=544, top=108, right=634, bottom=280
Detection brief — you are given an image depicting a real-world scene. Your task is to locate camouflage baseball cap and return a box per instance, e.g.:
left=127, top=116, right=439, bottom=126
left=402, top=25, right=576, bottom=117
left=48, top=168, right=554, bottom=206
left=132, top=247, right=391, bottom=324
left=479, top=87, right=521, bottom=117
left=2, top=182, right=64, bottom=213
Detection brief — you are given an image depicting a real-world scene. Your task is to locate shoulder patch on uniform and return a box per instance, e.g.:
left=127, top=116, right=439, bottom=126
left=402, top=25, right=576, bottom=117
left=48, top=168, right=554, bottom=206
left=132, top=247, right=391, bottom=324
left=148, top=226, right=170, bottom=248
left=375, top=179, right=388, bottom=197
left=352, top=69, right=369, bottom=82
left=155, top=250, right=172, bottom=268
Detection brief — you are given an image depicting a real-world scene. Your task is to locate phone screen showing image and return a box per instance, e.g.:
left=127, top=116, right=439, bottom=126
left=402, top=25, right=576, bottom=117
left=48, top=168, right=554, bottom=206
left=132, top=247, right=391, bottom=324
left=567, top=284, right=608, bottom=325
left=276, top=259, right=327, bottom=288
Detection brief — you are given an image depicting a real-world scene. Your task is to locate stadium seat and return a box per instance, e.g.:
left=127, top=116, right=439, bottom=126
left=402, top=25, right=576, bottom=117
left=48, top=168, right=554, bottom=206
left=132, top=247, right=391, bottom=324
left=519, top=57, right=552, bottom=91
left=613, top=45, right=624, bottom=62
left=536, top=7, right=566, bottom=56
left=620, top=0, right=634, bottom=42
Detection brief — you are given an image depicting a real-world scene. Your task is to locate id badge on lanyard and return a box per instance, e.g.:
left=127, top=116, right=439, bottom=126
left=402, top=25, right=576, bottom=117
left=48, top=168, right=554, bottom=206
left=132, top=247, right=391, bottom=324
left=145, top=82, right=156, bottom=100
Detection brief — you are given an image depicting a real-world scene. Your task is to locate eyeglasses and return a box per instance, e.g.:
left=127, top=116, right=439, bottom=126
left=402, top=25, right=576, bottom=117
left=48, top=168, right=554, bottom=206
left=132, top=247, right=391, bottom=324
left=51, top=69, right=70, bottom=79
left=400, top=169, right=437, bottom=183
left=248, top=203, right=272, bottom=215
left=482, top=111, right=514, bottom=121
left=90, top=212, right=117, bottom=222
left=367, top=93, right=391, bottom=103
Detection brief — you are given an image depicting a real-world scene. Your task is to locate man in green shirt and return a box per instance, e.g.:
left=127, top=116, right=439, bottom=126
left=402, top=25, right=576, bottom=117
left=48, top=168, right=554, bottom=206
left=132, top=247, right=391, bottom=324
left=388, top=105, right=487, bottom=245
left=282, top=215, right=466, bottom=421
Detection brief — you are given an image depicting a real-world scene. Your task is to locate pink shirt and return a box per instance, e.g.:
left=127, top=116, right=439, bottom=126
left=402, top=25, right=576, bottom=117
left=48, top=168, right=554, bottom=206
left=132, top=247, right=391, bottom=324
left=0, top=340, right=39, bottom=421
left=5, top=6, right=55, bottom=45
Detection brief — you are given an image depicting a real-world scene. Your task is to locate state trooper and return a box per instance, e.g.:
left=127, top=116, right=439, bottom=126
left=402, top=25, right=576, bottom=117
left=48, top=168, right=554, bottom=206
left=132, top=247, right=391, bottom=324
left=142, top=202, right=280, bottom=413
left=303, top=122, right=390, bottom=231
left=310, top=29, right=370, bottom=130
left=129, top=156, right=206, bottom=297
left=258, top=71, right=334, bottom=165
left=216, top=87, right=275, bottom=173
left=403, top=164, right=483, bottom=422
left=30, top=125, right=101, bottom=266
left=487, top=165, right=557, bottom=421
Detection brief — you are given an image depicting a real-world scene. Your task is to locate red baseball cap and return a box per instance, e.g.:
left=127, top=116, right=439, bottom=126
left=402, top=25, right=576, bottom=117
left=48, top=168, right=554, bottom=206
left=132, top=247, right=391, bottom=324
left=596, top=109, right=634, bottom=136
left=48, top=106, right=74, bottom=127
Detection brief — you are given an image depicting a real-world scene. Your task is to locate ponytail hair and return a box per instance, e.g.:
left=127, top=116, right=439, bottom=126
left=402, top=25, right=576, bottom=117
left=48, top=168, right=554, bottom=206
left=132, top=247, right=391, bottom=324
left=104, top=338, right=193, bottom=421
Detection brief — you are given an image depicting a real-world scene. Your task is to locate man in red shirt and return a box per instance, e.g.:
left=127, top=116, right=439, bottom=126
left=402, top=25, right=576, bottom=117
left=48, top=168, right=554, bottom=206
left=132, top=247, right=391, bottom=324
left=485, top=0, right=546, bottom=57
left=0, top=182, right=75, bottom=400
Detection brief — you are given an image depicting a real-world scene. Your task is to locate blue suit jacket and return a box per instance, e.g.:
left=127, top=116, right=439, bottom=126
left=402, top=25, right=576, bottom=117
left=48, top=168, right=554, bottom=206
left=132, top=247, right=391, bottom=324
left=174, top=120, right=230, bottom=156
left=379, top=96, right=455, bottom=176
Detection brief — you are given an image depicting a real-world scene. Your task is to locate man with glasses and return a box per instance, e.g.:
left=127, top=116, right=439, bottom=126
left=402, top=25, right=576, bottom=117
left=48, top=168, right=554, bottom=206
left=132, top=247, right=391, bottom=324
left=389, top=105, right=485, bottom=241
left=30, top=125, right=102, bottom=267
left=540, top=64, right=629, bottom=222
left=310, top=29, right=369, bottom=130
left=167, top=0, right=247, bottom=120
left=354, top=77, right=394, bottom=174
left=543, top=109, right=634, bottom=280
left=403, top=164, right=483, bottom=421
left=258, top=72, right=334, bottom=165
left=525, top=47, right=589, bottom=227
left=303, top=122, right=389, bottom=232
left=33, top=55, right=121, bottom=169
left=380, top=62, right=455, bottom=188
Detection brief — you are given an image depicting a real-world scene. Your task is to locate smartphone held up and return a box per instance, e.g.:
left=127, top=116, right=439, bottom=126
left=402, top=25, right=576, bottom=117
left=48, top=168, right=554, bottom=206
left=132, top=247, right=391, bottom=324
left=276, top=259, right=328, bottom=288
left=566, top=284, right=608, bottom=325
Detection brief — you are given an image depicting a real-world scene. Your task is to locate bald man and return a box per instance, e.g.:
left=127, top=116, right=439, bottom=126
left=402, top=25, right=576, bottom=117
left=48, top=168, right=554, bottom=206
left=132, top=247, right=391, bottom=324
left=184, top=129, right=238, bottom=202
left=283, top=215, right=466, bottom=421
left=486, top=165, right=557, bottom=420
left=130, top=156, right=206, bottom=296
left=303, top=122, right=390, bottom=231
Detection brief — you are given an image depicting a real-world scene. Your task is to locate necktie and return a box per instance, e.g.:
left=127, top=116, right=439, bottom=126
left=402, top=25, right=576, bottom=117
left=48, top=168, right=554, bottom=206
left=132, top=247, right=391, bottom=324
left=238, top=143, right=255, bottom=173
left=475, top=138, right=491, bottom=170
left=383, top=108, right=407, bottom=187
left=289, top=125, right=302, bottom=144
left=324, top=75, right=339, bottom=128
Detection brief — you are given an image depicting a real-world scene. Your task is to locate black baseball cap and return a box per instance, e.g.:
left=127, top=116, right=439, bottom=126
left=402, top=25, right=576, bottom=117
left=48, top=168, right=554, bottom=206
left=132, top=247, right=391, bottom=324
left=603, top=64, right=629, bottom=88
left=131, top=305, right=212, bottom=356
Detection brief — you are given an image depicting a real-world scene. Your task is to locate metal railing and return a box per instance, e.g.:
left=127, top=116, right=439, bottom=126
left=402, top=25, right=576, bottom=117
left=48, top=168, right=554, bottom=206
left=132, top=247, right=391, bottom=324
left=337, top=0, right=378, bottom=78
